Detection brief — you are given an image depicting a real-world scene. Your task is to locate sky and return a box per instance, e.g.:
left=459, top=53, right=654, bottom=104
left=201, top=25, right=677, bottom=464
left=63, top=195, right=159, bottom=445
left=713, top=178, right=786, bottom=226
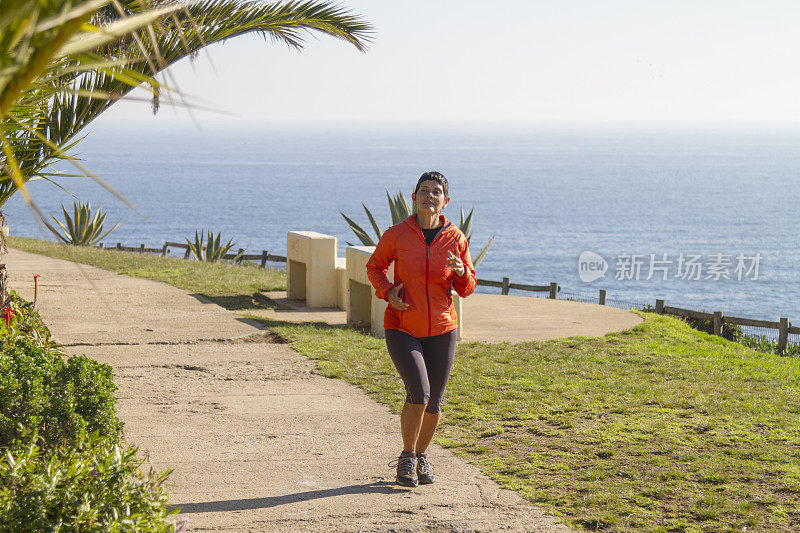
left=105, top=1, right=800, bottom=125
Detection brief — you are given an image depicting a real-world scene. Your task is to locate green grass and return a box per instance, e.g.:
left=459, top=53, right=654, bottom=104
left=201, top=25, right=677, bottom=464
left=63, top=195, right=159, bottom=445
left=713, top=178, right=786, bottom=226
left=8, top=236, right=286, bottom=298
left=10, top=237, right=800, bottom=531
left=247, top=315, right=800, bottom=532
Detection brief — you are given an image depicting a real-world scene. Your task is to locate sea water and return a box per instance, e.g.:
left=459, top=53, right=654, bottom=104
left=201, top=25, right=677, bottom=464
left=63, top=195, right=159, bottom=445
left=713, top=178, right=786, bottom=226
left=4, top=121, right=799, bottom=323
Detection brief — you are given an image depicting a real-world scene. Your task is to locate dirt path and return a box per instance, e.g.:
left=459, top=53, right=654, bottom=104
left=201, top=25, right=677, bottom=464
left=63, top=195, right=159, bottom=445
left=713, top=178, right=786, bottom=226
left=253, top=291, right=643, bottom=343
left=7, top=248, right=576, bottom=532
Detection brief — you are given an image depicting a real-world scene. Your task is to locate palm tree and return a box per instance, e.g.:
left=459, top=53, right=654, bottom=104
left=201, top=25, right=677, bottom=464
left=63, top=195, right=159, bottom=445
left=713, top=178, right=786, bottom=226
left=2, top=0, right=370, bottom=205
left=1, top=1, right=186, bottom=210
left=0, top=0, right=371, bottom=301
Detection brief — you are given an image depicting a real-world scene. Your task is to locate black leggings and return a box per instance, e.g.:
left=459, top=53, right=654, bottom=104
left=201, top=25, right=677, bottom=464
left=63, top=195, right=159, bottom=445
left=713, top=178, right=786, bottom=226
left=384, top=328, right=457, bottom=414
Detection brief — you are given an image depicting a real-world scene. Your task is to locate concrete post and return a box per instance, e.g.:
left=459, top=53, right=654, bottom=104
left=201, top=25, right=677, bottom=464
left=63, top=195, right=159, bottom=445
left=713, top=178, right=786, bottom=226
left=335, top=257, right=347, bottom=310
left=453, top=290, right=463, bottom=341
left=346, top=246, right=394, bottom=338
left=287, top=231, right=338, bottom=308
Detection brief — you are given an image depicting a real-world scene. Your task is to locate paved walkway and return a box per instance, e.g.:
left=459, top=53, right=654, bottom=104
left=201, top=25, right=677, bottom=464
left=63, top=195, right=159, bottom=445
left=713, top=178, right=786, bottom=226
left=5, top=248, right=634, bottom=532
left=254, top=291, right=642, bottom=343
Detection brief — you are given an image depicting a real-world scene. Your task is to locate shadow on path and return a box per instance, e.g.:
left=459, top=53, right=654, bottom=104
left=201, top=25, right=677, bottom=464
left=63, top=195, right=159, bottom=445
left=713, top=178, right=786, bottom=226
left=170, top=482, right=406, bottom=514
left=196, top=292, right=285, bottom=311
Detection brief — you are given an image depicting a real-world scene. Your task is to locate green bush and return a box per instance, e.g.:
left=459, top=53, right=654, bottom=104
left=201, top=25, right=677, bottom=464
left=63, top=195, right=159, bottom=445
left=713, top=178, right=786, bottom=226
left=0, top=430, right=180, bottom=532
left=1, top=291, right=57, bottom=350
left=674, top=312, right=799, bottom=356
left=0, top=335, right=122, bottom=451
left=737, top=334, right=800, bottom=357
left=0, top=294, right=178, bottom=530
left=682, top=315, right=743, bottom=342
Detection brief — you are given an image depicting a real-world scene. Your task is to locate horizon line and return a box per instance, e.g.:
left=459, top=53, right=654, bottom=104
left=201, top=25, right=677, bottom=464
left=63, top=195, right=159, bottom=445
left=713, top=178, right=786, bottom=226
left=87, top=118, right=800, bottom=131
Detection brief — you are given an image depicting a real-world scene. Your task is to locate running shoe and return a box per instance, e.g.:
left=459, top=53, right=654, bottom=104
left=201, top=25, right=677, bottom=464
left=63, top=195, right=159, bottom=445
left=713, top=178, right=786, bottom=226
left=416, top=452, right=434, bottom=484
left=389, top=451, right=418, bottom=487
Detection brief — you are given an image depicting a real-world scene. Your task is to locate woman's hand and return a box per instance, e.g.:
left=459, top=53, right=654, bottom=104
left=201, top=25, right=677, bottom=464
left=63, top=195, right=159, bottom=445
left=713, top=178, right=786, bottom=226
left=387, top=282, right=409, bottom=311
left=447, top=251, right=465, bottom=277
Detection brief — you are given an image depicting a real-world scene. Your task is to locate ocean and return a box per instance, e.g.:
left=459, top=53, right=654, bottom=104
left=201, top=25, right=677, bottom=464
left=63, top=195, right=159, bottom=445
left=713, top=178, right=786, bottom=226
left=4, top=121, right=799, bottom=325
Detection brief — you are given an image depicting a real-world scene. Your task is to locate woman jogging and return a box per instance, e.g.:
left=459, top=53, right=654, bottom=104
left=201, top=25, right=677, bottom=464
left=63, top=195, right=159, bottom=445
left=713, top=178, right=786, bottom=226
left=366, top=171, right=477, bottom=487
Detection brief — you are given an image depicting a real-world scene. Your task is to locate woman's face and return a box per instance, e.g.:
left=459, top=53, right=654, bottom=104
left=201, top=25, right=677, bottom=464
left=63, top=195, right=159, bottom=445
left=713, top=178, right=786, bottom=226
left=412, top=180, right=450, bottom=215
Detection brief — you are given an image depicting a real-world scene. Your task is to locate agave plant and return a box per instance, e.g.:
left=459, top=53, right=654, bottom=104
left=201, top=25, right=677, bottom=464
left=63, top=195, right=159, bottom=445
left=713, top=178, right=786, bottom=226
left=185, top=230, right=245, bottom=262
left=52, top=201, right=120, bottom=246
left=340, top=190, right=494, bottom=266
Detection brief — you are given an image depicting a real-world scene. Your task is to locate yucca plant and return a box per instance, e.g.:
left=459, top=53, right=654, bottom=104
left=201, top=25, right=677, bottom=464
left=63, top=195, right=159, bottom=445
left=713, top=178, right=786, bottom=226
left=341, top=189, right=494, bottom=266
left=185, top=229, right=245, bottom=262
left=51, top=201, right=119, bottom=246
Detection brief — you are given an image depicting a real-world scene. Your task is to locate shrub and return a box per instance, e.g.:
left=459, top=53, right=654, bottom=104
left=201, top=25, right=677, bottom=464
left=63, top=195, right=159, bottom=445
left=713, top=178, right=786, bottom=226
left=684, top=315, right=743, bottom=342
left=0, top=430, right=180, bottom=532
left=51, top=201, right=120, bottom=246
left=1, top=290, right=58, bottom=351
left=0, top=294, right=179, bottom=530
left=639, top=307, right=743, bottom=342
left=737, top=334, right=800, bottom=357
left=0, top=336, right=122, bottom=451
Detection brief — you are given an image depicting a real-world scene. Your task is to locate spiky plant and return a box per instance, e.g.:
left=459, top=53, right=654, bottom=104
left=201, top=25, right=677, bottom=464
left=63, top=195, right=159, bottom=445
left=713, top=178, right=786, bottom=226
left=51, top=201, right=120, bottom=246
left=341, top=190, right=494, bottom=266
left=185, top=229, right=245, bottom=262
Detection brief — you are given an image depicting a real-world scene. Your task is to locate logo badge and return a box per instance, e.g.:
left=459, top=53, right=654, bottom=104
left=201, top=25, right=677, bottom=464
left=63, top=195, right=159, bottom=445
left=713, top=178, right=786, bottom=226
left=578, top=251, right=608, bottom=283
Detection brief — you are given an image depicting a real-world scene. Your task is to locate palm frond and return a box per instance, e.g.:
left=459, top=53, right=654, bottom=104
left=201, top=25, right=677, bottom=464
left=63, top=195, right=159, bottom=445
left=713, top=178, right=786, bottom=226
left=1, top=0, right=372, bottom=214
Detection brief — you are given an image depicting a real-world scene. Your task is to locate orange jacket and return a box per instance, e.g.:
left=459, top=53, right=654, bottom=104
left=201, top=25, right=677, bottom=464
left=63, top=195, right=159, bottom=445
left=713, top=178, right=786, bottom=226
left=366, top=214, right=477, bottom=338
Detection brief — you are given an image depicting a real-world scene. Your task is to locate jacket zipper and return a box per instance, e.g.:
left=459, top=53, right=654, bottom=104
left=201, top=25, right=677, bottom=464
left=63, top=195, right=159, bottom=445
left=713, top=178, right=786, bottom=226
left=413, top=218, right=450, bottom=338
left=426, top=246, right=431, bottom=337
